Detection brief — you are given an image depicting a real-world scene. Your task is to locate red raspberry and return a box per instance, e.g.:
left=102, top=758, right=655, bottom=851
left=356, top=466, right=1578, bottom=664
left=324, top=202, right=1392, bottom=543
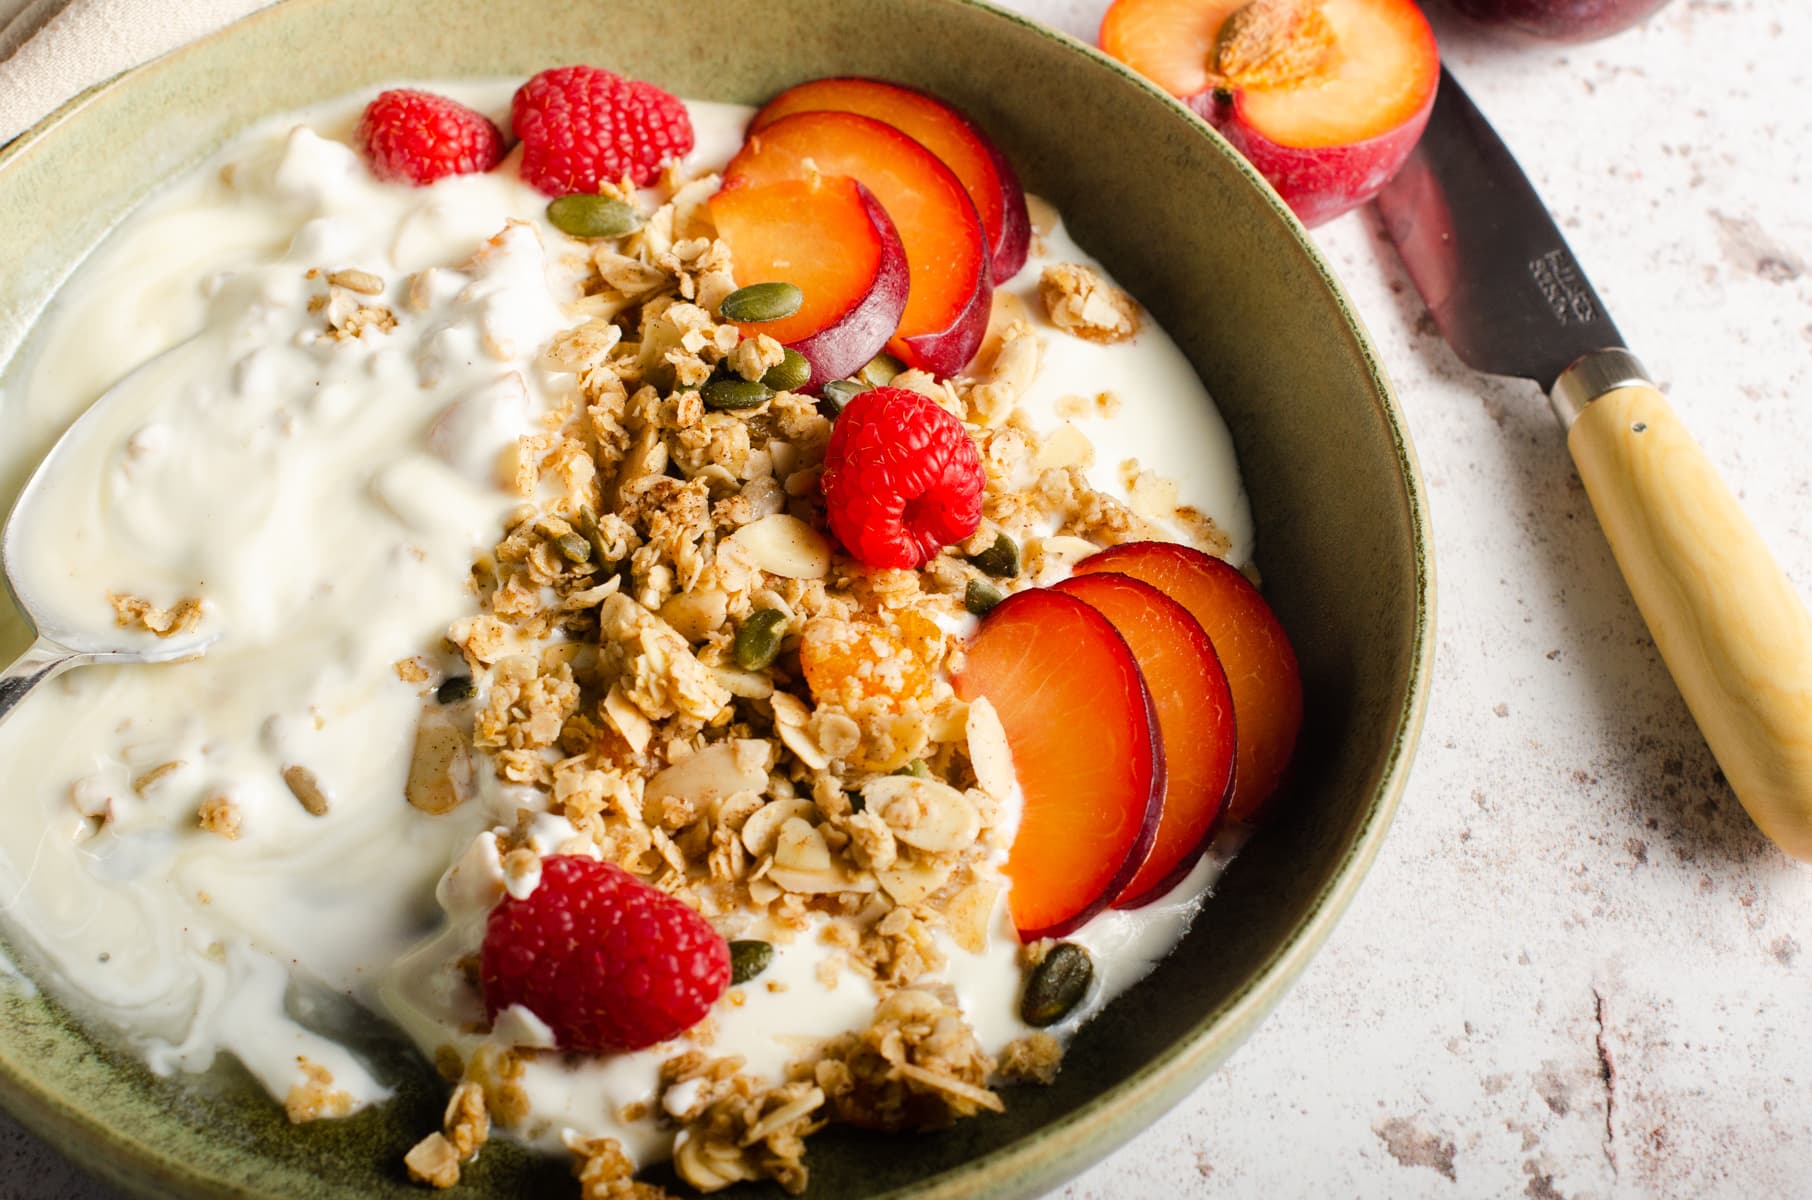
left=821, top=387, right=985, bottom=570
left=510, top=65, right=695, bottom=196
left=355, top=89, right=505, bottom=186
left=480, top=856, right=729, bottom=1053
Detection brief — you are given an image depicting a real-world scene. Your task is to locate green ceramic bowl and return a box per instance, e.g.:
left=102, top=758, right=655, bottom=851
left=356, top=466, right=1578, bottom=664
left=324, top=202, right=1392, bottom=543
left=0, top=0, right=1433, bottom=1195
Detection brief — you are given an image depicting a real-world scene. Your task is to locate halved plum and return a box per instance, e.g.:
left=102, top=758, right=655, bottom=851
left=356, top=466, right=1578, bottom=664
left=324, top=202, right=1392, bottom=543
left=1074, top=543, right=1302, bottom=822
left=709, top=176, right=909, bottom=394
left=749, top=77, right=1031, bottom=283
left=953, top=588, right=1164, bottom=939
left=1054, top=572, right=1236, bottom=907
left=1100, top=0, right=1439, bottom=225
left=724, top=110, right=992, bottom=377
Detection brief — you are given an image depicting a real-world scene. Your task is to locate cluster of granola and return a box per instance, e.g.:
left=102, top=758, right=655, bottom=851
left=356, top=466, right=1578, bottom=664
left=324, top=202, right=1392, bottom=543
left=107, top=591, right=205, bottom=638
left=391, top=167, right=1226, bottom=1194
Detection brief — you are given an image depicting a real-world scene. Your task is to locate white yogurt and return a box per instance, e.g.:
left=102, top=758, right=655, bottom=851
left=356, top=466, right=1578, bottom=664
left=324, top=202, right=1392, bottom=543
left=0, top=81, right=1252, bottom=1159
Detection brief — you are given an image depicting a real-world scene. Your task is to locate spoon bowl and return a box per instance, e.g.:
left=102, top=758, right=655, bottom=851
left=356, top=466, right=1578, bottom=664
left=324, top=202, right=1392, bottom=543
left=0, top=338, right=217, bottom=726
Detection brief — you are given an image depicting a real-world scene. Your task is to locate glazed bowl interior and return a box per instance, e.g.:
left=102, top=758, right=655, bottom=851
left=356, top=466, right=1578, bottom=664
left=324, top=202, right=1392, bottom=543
left=0, top=1, right=1432, bottom=1196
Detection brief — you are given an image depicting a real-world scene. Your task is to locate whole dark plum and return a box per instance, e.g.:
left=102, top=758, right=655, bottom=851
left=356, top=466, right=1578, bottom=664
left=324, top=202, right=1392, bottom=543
left=1441, top=0, right=1671, bottom=41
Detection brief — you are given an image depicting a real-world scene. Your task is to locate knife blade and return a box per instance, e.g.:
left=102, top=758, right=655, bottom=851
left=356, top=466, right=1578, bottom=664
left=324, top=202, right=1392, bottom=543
left=1376, top=65, right=1624, bottom=393
left=1377, top=66, right=1812, bottom=862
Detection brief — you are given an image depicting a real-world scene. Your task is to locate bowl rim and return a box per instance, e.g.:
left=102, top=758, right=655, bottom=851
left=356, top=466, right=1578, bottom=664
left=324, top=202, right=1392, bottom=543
left=0, top=1, right=1436, bottom=1196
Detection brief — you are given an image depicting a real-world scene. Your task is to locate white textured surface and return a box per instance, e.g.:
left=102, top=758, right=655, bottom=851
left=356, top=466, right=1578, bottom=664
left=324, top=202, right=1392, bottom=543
left=5, top=0, right=1812, bottom=1196
left=0, top=0, right=276, bottom=142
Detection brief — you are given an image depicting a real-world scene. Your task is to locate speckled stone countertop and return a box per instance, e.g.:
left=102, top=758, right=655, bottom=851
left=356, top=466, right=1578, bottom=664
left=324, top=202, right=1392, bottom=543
left=4, top=0, right=1810, bottom=1196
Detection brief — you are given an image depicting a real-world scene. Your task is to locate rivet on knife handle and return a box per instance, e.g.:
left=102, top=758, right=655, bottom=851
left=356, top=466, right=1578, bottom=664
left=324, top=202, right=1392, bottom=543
left=1559, top=354, right=1812, bottom=860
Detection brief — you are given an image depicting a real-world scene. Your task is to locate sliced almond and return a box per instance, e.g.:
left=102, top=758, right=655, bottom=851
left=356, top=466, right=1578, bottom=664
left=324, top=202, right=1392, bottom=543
left=864, top=775, right=982, bottom=854
left=965, top=696, right=1018, bottom=803
left=776, top=719, right=829, bottom=771
left=928, top=700, right=970, bottom=743
left=774, top=817, right=833, bottom=872
left=710, top=665, right=775, bottom=699
left=726, top=514, right=831, bottom=580
left=603, top=682, right=653, bottom=755
left=769, top=861, right=878, bottom=895
left=405, top=705, right=472, bottom=815
left=659, top=588, right=729, bottom=643
left=646, top=740, right=767, bottom=825
left=986, top=327, right=1043, bottom=399
left=976, top=291, right=1031, bottom=365
left=876, top=856, right=955, bottom=906
left=1035, top=422, right=1094, bottom=471
left=741, top=797, right=817, bottom=858
left=1032, top=535, right=1101, bottom=568
left=770, top=690, right=811, bottom=727
left=807, top=709, right=861, bottom=762
left=945, top=879, right=1002, bottom=955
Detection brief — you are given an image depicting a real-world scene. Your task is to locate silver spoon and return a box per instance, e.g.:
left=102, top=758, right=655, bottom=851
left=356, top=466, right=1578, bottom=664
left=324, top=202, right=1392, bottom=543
left=0, top=339, right=217, bottom=727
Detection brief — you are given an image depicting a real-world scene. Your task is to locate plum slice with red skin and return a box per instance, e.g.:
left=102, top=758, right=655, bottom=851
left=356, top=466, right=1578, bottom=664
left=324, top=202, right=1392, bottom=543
left=749, top=76, right=1031, bottom=282
left=724, top=110, right=992, bottom=377
left=708, top=176, right=908, bottom=394
left=1074, top=542, right=1302, bottom=823
left=953, top=588, right=1164, bottom=939
left=1053, top=572, right=1236, bottom=907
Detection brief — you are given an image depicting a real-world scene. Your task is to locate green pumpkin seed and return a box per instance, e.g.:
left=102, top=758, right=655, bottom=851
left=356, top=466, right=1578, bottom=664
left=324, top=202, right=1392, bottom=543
left=967, top=532, right=1020, bottom=579
left=702, top=378, right=773, bottom=411
left=729, top=940, right=774, bottom=985
left=546, top=194, right=644, bottom=239
left=760, top=348, right=812, bottom=393
left=720, top=282, right=803, bottom=323
left=820, top=378, right=869, bottom=412
left=858, top=353, right=904, bottom=388
left=555, top=532, right=594, bottom=564
left=891, top=759, right=930, bottom=779
left=965, top=579, right=1004, bottom=616
left=734, top=608, right=787, bottom=671
left=436, top=676, right=476, bottom=704
left=1021, top=942, right=1093, bottom=1026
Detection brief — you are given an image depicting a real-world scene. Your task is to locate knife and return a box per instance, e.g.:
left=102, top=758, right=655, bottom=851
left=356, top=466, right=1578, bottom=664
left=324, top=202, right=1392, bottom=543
left=1377, top=65, right=1812, bottom=861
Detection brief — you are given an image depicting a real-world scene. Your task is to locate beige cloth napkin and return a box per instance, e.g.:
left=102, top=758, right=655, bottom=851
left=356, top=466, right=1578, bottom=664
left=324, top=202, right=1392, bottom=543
left=0, top=0, right=276, bottom=145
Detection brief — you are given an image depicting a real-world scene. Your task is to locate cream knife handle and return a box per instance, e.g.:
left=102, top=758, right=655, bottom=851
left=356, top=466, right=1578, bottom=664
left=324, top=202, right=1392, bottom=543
left=1555, top=350, right=1812, bottom=861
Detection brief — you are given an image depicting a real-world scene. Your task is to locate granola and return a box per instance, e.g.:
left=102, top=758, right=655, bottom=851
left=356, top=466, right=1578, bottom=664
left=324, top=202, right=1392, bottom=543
left=107, top=591, right=205, bottom=638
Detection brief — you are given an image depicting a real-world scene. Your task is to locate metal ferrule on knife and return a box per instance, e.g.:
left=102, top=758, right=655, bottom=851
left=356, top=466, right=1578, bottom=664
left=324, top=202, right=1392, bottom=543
left=1550, top=348, right=1654, bottom=429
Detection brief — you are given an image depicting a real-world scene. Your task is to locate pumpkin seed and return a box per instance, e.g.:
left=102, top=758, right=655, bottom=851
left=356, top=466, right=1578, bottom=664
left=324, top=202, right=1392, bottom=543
left=967, top=532, right=1020, bottom=579
left=702, top=378, right=773, bottom=411
left=858, top=353, right=904, bottom=388
left=555, top=532, right=593, bottom=564
left=729, top=939, right=774, bottom=985
left=964, top=579, right=1004, bottom=616
left=761, top=348, right=812, bottom=393
left=720, top=281, right=803, bottom=323
left=436, top=676, right=476, bottom=704
left=820, top=378, right=868, bottom=412
left=546, top=194, right=644, bottom=239
left=734, top=608, right=787, bottom=671
left=892, top=759, right=930, bottom=779
left=1021, top=942, right=1093, bottom=1026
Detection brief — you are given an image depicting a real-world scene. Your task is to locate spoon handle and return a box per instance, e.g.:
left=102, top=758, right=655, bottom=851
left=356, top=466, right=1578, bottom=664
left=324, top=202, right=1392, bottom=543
left=0, top=636, right=79, bottom=728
